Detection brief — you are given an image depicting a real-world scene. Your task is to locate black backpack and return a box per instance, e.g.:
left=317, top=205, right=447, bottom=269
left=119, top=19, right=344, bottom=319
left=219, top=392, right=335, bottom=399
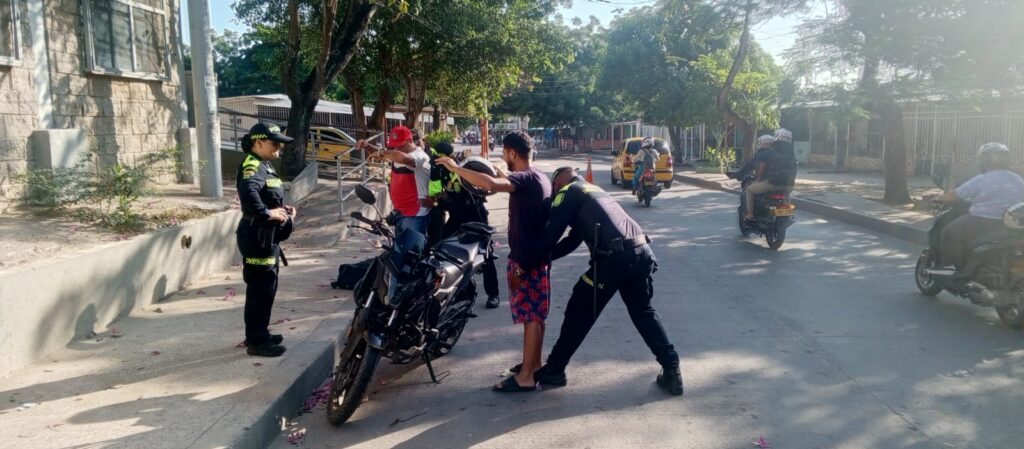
left=331, top=258, right=375, bottom=290
left=767, top=144, right=797, bottom=186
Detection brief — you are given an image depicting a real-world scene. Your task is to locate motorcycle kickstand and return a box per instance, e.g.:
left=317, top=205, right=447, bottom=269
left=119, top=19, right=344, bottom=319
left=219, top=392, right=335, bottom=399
left=422, top=352, right=450, bottom=384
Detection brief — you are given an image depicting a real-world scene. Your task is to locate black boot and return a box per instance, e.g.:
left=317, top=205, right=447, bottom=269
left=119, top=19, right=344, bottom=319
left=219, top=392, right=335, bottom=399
left=269, top=333, right=284, bottom=345
left=486, top=295, right=500, bottom=309
left=533, top=364, right=568, bottom=387
left=247, top=342, right=286, bottom=357
left=657, top=367, right=684, bottom=396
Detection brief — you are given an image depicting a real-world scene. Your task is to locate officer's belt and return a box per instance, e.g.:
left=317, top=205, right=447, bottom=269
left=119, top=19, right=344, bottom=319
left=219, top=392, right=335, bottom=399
left=599, top=234, right=650, bottom=254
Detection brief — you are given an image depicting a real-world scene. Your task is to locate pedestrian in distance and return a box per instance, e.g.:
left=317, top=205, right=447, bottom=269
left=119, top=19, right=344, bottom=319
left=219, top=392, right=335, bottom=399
left=514, top=167, right=684, bottom=396
left=236, top=123, right=297, bottom=358
left=436, top=131, right=552, bottom=392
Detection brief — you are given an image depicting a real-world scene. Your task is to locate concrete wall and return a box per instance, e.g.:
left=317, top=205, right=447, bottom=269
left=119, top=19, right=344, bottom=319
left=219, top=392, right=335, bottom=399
left=0, top=209, right=240, bottom=378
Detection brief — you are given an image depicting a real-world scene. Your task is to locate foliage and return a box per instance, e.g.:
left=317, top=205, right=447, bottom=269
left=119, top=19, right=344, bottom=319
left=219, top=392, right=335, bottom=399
left=212, top=29, right=289, bottom=98
left=704, top=146, right=736, bottom=173
left=425, top=130, right=454, bottom=148
left=16, top=146, right=185, bottom=232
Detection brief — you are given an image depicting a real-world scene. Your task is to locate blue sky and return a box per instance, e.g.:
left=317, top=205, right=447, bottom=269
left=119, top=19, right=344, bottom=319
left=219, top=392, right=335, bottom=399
left=183, top=0, right=825, bottom=65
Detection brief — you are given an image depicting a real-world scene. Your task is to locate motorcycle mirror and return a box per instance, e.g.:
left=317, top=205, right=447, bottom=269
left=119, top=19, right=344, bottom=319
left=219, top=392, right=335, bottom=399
left=354, top=184, right=376, bottom=205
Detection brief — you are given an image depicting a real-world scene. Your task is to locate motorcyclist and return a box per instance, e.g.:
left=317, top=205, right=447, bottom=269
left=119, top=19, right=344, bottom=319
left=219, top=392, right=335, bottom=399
left=632, top=138, right=659, bottom=194
left=938, top=142, right=1024, bottom=269
left=738, top=129, right=797, bottom=221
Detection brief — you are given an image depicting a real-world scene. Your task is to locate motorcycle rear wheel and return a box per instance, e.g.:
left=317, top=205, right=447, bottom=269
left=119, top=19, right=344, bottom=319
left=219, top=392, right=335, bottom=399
left=326, top=338, right=381, bottom=426
left=996, top=280, right=1024, bottom=330
left=765, top=226, right=786, bottom=250
left=738, top=209, right=752, bottom=237
left=644, top=196, right=651, bottom=207
left=914, top=250, right=943, bottom=297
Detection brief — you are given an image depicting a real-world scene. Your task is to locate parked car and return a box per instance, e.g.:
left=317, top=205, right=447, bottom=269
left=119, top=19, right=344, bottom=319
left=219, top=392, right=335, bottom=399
left=307, top=126, right=359, bottom=164
left=610, top=137, right=674, bottom=189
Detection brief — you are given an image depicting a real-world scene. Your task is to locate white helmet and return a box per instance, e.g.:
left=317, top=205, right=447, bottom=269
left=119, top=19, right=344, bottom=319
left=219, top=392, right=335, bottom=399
left=978, top=142, right=1010, bottom=158
left=756, top=134, right=774, bottom=149
left=773, top=128, right=793, bottom=144
left=977, top=142, right=1011, bottom=171
left=1004, top=202, right=1024, bottom=229
left=641, top=137, right=654, bottom=149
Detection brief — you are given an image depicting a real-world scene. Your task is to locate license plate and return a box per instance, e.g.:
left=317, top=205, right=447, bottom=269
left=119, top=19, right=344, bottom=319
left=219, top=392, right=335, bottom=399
left=644, top=179, right=656, bottom=186
left=772, top=206, right=795, bottom=216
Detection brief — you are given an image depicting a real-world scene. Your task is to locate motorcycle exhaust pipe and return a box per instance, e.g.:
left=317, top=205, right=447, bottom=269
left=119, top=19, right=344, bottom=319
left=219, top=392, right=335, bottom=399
left=965, top=281, right=997, bottom=303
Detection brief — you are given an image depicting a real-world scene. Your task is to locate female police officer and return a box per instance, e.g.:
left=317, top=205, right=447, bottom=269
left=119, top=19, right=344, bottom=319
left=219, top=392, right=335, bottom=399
left=237, top=123, right=296, bottom=357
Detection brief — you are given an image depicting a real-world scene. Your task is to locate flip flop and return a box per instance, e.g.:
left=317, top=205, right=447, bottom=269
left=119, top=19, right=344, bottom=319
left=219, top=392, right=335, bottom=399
left=492, top=376, right=538, bottom=393
left=507, top=363, right=522, bottom=375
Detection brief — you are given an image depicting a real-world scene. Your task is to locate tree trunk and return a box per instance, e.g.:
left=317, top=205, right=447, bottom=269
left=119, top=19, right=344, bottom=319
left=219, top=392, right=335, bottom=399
left=858, top=39, right=911, bottom=204
left=279, top=0, right=378, bottom=176
left=343, top=70, right=368, bottom=137
left=880, top=98, right=911, bottom=203
left=404, top=76, right=427, bottom=129
left=715, top=0, right=757, bottom=164
left=668, top=126, right=682, bottom=163
left=432, top=103, right=443, bottom=133
left=368, top=84, right=392, bottom=134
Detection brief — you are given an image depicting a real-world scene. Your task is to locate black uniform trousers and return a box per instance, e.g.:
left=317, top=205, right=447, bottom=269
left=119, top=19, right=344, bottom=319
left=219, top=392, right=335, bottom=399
left=443, top=204, right=499, bottom=298
left=546, top=243, right=679, bottom=373
left=238, top=226, right=279, bottom=346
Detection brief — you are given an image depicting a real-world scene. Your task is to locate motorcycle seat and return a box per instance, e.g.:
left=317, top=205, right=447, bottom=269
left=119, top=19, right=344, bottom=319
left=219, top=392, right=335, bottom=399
left=437, top=239, right=480, bottom=268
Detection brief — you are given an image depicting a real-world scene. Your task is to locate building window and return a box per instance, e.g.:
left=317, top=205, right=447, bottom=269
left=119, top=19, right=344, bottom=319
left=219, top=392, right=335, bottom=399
left=0, top=0, right=21, bottom=66
left=83, top=0, right=168, bottom=79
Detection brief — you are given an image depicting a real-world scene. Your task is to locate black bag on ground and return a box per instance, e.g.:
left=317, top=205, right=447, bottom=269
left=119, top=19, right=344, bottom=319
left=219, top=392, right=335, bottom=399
left=331, top=258, right=374, bottom=290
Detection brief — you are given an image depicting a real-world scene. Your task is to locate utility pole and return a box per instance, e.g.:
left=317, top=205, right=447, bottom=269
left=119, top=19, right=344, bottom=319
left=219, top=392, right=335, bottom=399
left=188, top=0, right=222, bottom=198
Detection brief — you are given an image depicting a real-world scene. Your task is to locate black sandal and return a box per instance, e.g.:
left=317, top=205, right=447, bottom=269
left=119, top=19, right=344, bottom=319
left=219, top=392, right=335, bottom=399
left=507, top=363, right=522, bottom=375
left=492, top=375, right=538, bottom=392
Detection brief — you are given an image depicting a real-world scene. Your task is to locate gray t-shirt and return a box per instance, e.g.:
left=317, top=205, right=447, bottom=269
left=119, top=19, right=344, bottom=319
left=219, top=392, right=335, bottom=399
left=956, top=169, right=1024, bottom=219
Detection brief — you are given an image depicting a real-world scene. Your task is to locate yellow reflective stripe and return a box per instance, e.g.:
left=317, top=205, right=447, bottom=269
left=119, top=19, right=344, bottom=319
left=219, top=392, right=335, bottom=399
left=245, top=257, right=276, bottom=266
left=266, top=178, right=283, bottom=188
left=250, top=133, right=269, bottom=140
left=552, top=192, right=565, bottom=207
left=242, top=154, right=260, bottom=167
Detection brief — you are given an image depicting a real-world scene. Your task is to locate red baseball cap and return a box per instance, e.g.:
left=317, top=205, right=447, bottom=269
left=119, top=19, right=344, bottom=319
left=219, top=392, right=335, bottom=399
left=386, top=126, right=413, bottom=148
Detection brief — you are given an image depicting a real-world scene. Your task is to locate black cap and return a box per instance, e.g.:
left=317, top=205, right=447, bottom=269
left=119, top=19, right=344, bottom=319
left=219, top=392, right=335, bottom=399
left=435, top=142, right=454, bottom=156
left=248, top=122, right=293, bottom=144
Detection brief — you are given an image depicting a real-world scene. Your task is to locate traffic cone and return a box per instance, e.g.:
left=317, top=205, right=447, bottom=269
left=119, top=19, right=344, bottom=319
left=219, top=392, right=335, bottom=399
left=584, top=156, right=594, bottom=183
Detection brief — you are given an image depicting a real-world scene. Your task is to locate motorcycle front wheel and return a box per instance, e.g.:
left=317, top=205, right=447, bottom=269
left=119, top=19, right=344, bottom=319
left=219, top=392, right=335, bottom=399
left=914, top=250, right=943, bottom=297
left=326, top=337, right=381, bottom=426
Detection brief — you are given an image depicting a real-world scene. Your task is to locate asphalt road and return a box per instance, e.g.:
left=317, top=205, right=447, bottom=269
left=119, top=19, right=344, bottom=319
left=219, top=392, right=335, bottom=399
left=273, top=151, right=1024, bottom=449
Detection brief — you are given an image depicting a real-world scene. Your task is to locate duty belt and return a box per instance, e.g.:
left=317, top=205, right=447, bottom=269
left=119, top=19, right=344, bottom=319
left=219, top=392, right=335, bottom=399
left=599, top=234, right=650, bottom=254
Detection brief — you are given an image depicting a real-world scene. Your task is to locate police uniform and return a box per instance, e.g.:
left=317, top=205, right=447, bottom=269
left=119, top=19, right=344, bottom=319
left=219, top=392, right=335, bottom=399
left=438, top=168, right=500, bottom=301
left=237, top=123, right=293, bottom=353
left=519, top=176, right=682, bottom=393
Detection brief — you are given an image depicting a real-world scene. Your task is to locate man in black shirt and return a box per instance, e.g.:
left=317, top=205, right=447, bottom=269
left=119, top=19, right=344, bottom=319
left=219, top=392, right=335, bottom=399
left=517, top=167, right=683, bottom=395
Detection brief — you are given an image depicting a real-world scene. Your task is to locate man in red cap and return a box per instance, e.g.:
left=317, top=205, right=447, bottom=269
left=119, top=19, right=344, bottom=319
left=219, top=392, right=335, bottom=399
left=356, top=126, right=432, bottom=236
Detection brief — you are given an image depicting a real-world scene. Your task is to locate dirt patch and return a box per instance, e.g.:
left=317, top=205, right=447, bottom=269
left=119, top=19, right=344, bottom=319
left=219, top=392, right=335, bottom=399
left=0, top=183, right=238, bottom=274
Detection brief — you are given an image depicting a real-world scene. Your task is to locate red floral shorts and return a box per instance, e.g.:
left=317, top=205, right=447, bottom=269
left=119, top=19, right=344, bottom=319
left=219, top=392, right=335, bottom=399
left=507, top=260, right=551, bottom=324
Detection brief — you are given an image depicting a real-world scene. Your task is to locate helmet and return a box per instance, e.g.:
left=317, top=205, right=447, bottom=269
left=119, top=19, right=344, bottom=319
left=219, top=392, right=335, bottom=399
left=641, top=137, right=653, bottom=149
left=773, top=128, right=793, bottom=144
left=756, top=134, right=775, bottom=149
left=977, top=142, right=1011, bottom=171
left=1004, top=202, right=1024, bottom=229
left=458, top=156, right=498, bottom=197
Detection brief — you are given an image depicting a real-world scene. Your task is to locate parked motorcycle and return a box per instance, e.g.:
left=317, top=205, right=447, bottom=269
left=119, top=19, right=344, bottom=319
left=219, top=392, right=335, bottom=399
left=634, top=167, right=662, bottom=207
left=326, top=184, right=495, bottom=425
left=726, top=172, right=796, bottom=250
left=914, top=183, right=1024, bottom=329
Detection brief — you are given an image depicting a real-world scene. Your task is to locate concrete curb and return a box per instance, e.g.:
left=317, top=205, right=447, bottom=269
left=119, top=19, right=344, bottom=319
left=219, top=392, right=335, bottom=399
left=674, top=173, right=928, bottom=245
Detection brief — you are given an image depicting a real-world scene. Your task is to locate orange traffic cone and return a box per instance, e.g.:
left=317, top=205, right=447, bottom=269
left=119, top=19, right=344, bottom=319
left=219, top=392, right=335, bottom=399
left=584, top=156, right=594, bottom=183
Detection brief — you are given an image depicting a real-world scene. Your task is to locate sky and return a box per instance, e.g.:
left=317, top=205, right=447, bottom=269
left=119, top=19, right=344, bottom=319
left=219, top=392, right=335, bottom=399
left=183, top=0, right=827, bottom=66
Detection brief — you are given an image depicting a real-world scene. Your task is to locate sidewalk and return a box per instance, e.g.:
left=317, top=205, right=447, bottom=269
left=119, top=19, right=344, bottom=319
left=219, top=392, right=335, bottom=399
left=675, top=169, right=937, bottom=244
left=0, top=180, right=385, bottom=449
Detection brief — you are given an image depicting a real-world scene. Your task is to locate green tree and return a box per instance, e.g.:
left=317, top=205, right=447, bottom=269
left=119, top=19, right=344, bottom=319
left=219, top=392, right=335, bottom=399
left=787, top=0, right=1024, bottom=203
left=211, top=30, right=283, bottom=98
left=234, top=0, right=400, bottom=175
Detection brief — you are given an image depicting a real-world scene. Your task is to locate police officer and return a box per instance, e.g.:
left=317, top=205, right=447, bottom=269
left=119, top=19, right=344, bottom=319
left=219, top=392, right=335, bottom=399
left=516, top=167, right=683, bottom=395
left=237, top=123, right=296, bottom=357
left=432, top=142, right=501, bottom=308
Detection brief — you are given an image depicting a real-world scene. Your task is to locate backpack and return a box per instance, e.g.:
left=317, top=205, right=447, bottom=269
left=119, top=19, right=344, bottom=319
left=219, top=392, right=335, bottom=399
left=766, top=144, right=797, bottom=186
left=331, top=258, right=375, bottom=290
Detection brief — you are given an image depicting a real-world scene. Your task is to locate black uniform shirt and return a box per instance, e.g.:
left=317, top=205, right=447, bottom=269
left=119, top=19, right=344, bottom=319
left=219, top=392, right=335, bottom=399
left=519, top=179, right=644, bottom=270
left=237, top=152, right=285, bottom=224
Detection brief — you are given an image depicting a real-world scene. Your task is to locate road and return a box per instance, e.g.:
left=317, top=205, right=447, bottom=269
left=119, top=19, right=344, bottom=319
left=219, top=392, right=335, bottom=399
left=273, top=151, right=1024, bottom=449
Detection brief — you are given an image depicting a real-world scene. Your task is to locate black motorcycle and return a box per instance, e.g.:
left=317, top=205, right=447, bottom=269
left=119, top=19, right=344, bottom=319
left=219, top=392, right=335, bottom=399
left=726, top=172, right=796, bottom=250
left=915, top=195, right=1024, bottom=330
left=326, top=185, right=495, bottom=425
left=634, top=167, right=662, bottom=207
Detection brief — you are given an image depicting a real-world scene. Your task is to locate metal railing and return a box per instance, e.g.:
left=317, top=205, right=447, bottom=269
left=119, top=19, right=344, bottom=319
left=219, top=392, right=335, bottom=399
left=335, top=131, right=387, bottom=219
